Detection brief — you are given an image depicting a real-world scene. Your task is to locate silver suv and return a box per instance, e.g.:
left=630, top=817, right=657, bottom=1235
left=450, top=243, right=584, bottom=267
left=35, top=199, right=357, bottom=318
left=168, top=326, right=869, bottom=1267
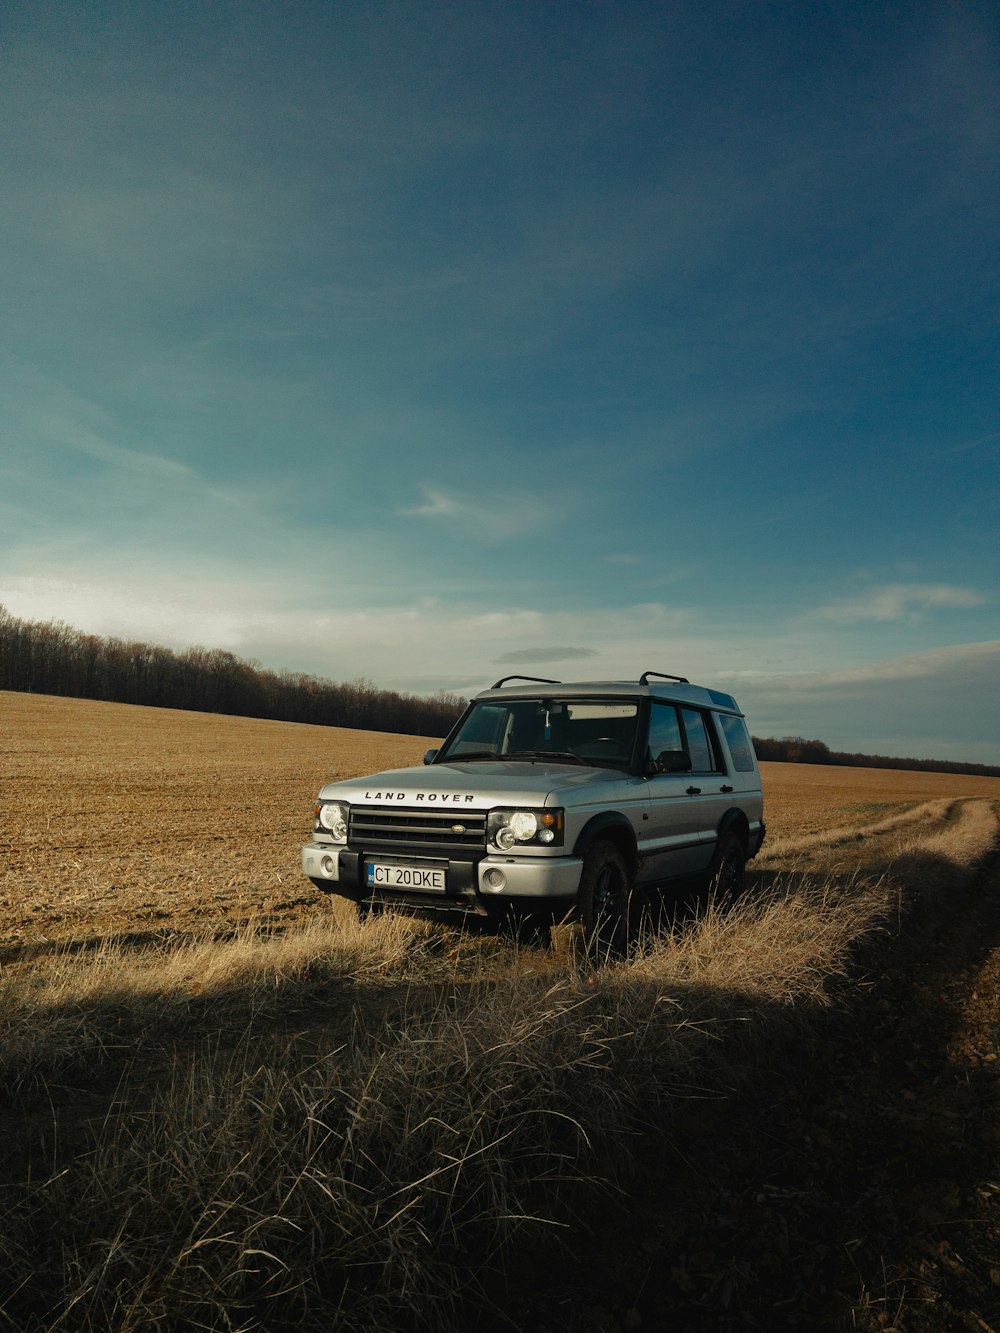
left=302, top=672, right=765, bottom=949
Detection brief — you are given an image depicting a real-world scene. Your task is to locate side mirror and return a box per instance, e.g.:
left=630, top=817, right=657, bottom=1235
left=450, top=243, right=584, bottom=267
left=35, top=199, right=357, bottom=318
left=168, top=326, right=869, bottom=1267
left=654, top=749, right=692, bottom=774
left=423, top=748, right=439, bottom=765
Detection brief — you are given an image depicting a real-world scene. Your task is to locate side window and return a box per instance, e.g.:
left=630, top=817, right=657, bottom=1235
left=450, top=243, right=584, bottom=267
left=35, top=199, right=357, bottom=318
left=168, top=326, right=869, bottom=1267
left=679, top=708, right=718, bottom=772
left=719, top=714, right=756, bottom=773
left=647, top=702, right=683, bottom=765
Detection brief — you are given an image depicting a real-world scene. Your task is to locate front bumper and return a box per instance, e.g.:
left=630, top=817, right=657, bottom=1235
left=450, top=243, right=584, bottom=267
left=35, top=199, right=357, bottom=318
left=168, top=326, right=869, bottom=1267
left=301, top=842, right=583, bottom=904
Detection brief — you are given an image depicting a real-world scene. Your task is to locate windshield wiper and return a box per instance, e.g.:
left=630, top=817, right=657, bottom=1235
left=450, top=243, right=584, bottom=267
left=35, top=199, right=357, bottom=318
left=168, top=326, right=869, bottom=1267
left=506, top=750, right=598, bottom=767
left=443, top=750, right=500, bottom=762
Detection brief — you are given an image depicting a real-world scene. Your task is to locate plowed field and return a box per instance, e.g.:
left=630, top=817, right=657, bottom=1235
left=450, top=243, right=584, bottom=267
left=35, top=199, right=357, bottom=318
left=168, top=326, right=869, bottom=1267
left=1, top=691, right=432, bottom=950
left=3, top=689, right=998, bottom=951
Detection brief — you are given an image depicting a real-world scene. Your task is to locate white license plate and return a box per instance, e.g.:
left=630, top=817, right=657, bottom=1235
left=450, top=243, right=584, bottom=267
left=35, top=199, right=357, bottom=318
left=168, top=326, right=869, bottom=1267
left=365, top=862, right=446, bottom=891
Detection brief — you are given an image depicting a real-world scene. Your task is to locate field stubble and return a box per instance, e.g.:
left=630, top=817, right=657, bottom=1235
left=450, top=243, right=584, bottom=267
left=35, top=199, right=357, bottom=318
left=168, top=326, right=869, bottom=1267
left=4, top=690, right=998, bottom=954
left=2, top=691, right=1000, bottom=1331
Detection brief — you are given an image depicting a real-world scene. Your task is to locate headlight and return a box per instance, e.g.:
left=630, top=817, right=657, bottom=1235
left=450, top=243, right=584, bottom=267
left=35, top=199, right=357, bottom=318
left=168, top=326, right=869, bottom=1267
left=509, top=811, right=538, bottom=841
left=488, top=808, right=564, bottom=851
left=315, top=800, right=349, bottom=843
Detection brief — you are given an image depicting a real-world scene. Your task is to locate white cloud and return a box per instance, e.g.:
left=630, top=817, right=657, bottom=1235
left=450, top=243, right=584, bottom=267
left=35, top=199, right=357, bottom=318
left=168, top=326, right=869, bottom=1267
left=814, top=582, right=989, bottom=623
left=723, top=641, right=1000, bottom=763
left=0, top=574, right=695, bottom=691
left=0, top=575, right=252, bottom=651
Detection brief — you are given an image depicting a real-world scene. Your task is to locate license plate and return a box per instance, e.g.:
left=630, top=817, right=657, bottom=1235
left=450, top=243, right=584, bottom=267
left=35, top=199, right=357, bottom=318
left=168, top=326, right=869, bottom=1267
left=365, top=862, right=446, bottom=891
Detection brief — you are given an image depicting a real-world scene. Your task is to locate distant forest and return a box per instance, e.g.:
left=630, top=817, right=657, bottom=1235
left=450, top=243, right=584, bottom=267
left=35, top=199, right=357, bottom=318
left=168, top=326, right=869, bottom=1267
left=750, top=735, right=1000, bottom=779
left=1, top=606, right=998, bottom=777
left=0, top=606, right=465, bottom=737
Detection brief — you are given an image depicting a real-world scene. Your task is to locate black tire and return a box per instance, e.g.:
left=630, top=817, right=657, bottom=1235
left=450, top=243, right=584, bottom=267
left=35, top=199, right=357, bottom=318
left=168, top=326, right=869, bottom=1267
left=574, top=842, right=631, bottom=960
left=707, top=832, right=746, bottom=899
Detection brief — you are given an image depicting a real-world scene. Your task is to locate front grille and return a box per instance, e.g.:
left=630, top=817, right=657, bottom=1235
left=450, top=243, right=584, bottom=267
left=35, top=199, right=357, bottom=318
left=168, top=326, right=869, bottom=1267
left=349, top=805, right=487, bottom=854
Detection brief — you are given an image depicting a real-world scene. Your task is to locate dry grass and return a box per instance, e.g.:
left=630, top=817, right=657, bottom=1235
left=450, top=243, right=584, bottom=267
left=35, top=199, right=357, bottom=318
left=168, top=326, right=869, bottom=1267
left=1, top=882, right=894, bottom=1333
left=2, top=691, right=999, bottom=1330
left=0, top=906, right=441, bottom=1100
left=631, top=874, right=887, bottom=1006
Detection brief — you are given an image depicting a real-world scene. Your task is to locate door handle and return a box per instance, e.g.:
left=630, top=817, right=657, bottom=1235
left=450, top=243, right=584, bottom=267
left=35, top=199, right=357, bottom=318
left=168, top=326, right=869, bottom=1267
left=686, top=786, right=702, bottom=795
left=721, top=785, right=734, bottom=793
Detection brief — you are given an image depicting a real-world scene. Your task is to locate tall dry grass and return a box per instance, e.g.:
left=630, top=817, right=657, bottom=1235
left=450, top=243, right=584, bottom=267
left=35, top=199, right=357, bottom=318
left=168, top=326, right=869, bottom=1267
left=1, top=800, right=996, bottom=1332
left=1, top=906, right=438, bottom=1101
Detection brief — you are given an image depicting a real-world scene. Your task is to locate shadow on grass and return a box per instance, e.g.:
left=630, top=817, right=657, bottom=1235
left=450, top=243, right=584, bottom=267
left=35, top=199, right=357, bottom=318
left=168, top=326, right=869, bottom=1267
left=1, top=965, right=840, bottom=1333
left=475, top=838, right=1000, bottom=1332
left=3, top=828, right=999, bottom=1333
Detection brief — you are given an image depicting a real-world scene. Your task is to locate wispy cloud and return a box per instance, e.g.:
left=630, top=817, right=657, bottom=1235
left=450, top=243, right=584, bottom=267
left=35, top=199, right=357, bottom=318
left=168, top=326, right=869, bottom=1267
left=813, top=583, right=989, bottom=623
left=3, top=353, right=196, bottom=482
left=397, top=484, right=556, bottom=542
left=495, top=646, right=598, bottom=664
left=401, top=488, right=459, bottom=519
left=933, top=428, right=1000, bottom=458
left=720, top=641, right=1000, bottom=692
left=2, top=560, right=997, bottom=760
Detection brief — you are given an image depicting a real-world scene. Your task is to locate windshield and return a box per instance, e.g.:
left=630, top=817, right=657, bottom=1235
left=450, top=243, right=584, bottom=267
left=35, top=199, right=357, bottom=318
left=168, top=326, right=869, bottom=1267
left=439, top=697, right=639, bottom=768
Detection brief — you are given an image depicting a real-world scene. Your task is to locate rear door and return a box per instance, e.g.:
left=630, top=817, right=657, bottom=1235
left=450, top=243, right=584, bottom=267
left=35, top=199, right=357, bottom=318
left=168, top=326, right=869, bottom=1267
left=715, top=711, right=765, bottom=849
left=676, top=706, right=735, bottom=859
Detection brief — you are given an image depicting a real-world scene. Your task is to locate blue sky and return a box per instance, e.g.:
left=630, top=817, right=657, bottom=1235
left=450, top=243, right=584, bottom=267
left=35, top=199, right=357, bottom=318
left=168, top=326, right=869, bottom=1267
left=2, top=0, right=998, bottom=762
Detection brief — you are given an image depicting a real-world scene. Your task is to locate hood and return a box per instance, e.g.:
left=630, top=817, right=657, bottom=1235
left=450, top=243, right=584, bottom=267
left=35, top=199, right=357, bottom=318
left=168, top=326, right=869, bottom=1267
left=318, top=760, right=636, bottom=809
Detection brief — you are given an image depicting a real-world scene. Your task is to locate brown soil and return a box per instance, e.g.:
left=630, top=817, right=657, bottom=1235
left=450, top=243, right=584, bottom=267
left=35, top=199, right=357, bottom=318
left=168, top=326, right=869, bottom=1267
left=4, top=691, right=1000, bottom=1330
left=757, top=759, right=1000, bottom=844
left=1, top=690, right=433, bottom=954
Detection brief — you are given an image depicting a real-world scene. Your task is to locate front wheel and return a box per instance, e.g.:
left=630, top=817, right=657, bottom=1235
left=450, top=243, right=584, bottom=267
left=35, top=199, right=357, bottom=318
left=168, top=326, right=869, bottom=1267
left=707, top=832, right=746, bottom=899
left=573, top=842, right=631, bottom=960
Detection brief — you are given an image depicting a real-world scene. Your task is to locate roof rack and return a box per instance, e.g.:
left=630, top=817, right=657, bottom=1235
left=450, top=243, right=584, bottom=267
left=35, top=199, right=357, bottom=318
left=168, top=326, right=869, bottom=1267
left=639, top=670, right=690, bottom=685
left=490, top=674, right=562, bottom=689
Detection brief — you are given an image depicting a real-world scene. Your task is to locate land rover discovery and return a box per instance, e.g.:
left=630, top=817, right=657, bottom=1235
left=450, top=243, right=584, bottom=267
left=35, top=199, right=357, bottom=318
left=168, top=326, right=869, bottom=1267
left=302, top=672, right=765, bottom=950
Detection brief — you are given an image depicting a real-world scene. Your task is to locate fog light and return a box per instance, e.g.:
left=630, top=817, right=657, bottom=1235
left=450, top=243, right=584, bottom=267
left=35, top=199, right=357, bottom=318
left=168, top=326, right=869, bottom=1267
left=321, top=856, right=336, bottom=876
left=484, top=868, right=506, bottom=891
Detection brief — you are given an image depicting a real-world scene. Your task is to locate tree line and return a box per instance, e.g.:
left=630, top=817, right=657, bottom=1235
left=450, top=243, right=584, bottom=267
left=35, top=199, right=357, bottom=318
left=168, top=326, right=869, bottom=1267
left=0, top=605, right=465, bottom=737
left=2, top=606, right=996, bottom=774
left=751, top=734, right=1000, bottom=779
